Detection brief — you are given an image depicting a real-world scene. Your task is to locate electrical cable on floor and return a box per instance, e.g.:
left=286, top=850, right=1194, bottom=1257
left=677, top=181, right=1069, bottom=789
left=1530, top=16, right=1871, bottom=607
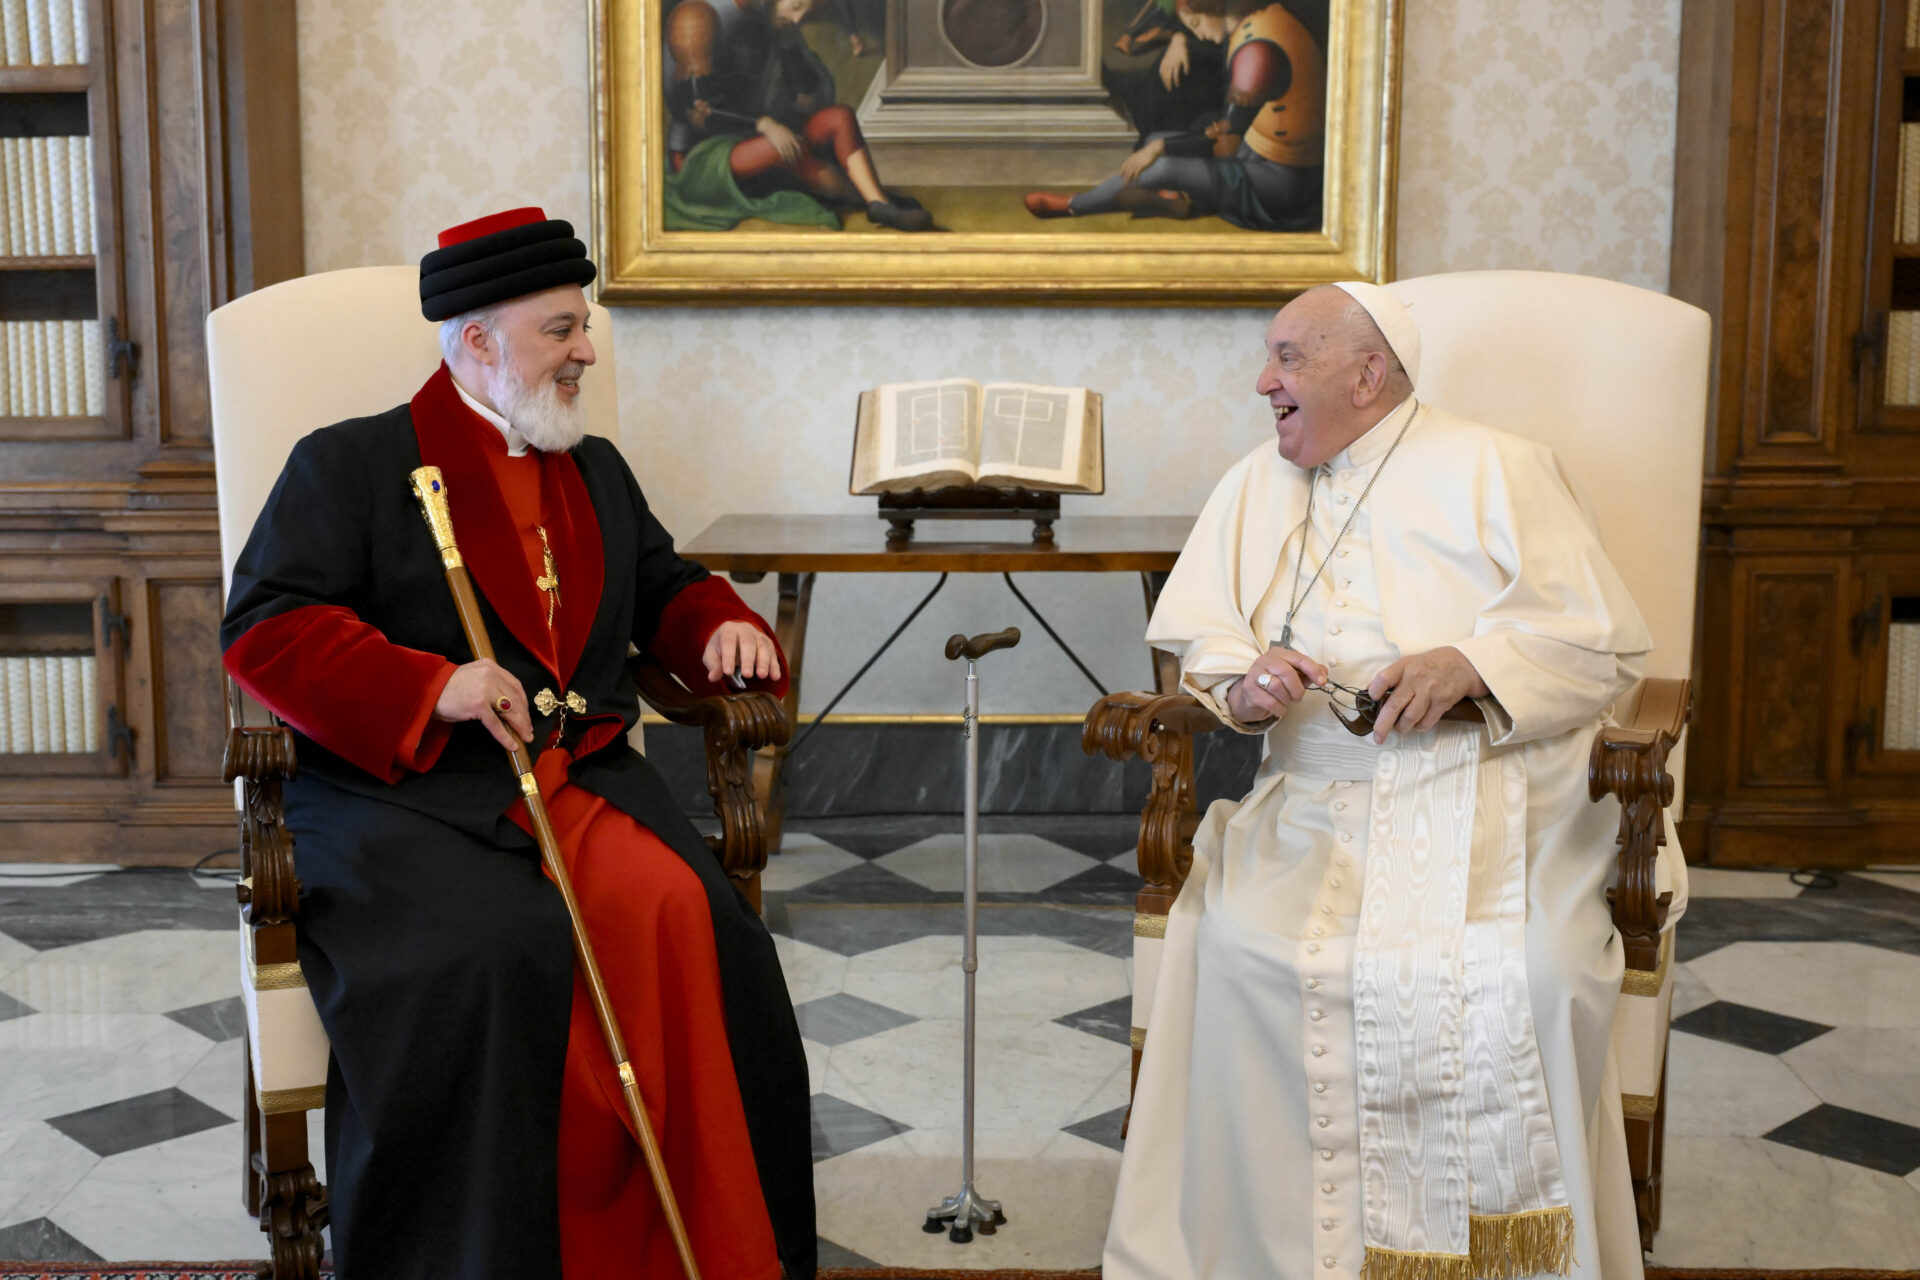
left=1789, top=868, right=1839, bottom=890
left=786, top=573, right=951, bottom=763
left=1002, top=572, right=1108, bottom=698
left=191, top=847, right=243, bottom=883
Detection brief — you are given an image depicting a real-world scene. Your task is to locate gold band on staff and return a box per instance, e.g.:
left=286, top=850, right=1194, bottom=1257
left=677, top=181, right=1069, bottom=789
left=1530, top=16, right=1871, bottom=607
left=410, top=466, right=703, bottom=1280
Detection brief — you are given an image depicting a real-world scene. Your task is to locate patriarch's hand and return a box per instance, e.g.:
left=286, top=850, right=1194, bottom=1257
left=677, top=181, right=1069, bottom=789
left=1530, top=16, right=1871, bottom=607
left=1365, top=646, right=1488, bottom=743
left=434, top=658, right=532, bottom=751
left=703, top=621, right=781, bottom=687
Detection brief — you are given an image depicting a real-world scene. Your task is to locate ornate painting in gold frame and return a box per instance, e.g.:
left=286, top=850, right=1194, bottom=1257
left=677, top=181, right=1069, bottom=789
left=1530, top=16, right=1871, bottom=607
left=591, top=0, right=1401, bottom=304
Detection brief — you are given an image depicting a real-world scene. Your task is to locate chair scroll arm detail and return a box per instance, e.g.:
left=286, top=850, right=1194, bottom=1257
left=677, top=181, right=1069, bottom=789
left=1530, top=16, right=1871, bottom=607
left=1083, top=691, right=1226, bottom=899
left=1588, top=677, right=1690, bottom=973
left=631, top=654, right=792, bottom=898
left=223, top=723, right=302, bottom=927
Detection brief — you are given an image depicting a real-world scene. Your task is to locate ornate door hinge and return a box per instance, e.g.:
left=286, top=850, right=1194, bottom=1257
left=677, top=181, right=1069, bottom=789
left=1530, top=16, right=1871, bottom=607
left=1855, top=310, right=1887, bottom=384
left=98, top=596, right=131, bottom=649
left=105, top=317, right=140, bottom=381
left=1851, top=595, right=1884, bottom=655
left=104, top=704, right=134, bottom=760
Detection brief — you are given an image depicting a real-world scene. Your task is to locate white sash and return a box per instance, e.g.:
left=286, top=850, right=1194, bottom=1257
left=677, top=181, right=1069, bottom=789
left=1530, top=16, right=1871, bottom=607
left=1349, top=724, right=1573, bottom=1280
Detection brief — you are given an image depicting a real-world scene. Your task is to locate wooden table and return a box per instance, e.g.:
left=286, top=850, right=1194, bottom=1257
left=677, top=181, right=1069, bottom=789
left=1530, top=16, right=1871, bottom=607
left=680, top=514, right=1195, bottom=849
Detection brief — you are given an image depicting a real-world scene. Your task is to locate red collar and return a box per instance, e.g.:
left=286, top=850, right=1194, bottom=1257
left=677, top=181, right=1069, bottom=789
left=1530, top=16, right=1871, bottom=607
left=410, top=364, right=604, bottom=685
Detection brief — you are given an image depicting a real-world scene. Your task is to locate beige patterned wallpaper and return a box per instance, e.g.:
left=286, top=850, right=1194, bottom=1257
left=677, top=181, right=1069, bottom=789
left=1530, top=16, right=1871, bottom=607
left=297, top=0, right=1682, bottom=715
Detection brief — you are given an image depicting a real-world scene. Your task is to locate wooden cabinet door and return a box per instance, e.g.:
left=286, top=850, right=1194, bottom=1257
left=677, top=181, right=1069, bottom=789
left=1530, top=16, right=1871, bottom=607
left=0, top=573, right=131, bottom=777
left=1848, top=558, right=1920, bottom=778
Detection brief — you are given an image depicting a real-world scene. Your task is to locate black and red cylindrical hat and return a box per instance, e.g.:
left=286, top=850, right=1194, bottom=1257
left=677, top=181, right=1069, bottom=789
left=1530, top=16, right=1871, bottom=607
left=418, top=207, right=597, bottom=321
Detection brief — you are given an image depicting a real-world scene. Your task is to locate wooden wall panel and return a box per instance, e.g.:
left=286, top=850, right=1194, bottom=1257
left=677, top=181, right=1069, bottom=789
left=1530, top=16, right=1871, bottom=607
left=1736, top=564, right=1843, bottom=789
left=146, top=578, right=225, bottom=783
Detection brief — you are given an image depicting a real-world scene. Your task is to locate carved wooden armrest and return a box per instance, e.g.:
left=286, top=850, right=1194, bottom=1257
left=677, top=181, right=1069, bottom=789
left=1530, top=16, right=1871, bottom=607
left=1589, top=677, right=1691, bottom=973
left=631, top=654, right=791, bottom=891
left=223, top=724, right=301, bottom=928
left=1084, top=690, right=1226, bottom=905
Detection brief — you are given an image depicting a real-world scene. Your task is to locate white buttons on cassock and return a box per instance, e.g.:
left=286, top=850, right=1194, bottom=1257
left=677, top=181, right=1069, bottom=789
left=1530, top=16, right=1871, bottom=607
left=1334, top=800, right=1347, bottom=812
left=1324, top=1218, right=1336, bottom=1230
left=1330, top=879, right=1342, bottom=889
left=1314, top=1081, right=1328, bottom=1093
left=1336, top=493, right=1350, bottom=505
left=1317, top=1116, right=1330, bottom=1127
left=1313, top=926, right=1326, bottom=936
left=1329, top=625, right=1343, bottom=635
left=1337, top=548, right=1350, bottom=558
left=1339, top=832, right=1353, bottom=844
left=1320, top=1149, right=1334, bottom=1160
left=1310, top=1010, right=1325, bottom=1021
left=1324, top=1257, right=1337, bottom=1269
left=1307, top=978, right=1322, bottom=989
left=1312, top=1045, right=1326, bottom=1056
left=1307, top=943, right=1320, bottom=953
left=1323, top=1182, right=1336, bottom=1194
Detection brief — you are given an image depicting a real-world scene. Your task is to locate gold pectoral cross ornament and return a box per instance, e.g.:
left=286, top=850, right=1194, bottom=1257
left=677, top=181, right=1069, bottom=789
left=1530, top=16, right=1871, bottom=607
left=535, top=525, right=561, bottom=627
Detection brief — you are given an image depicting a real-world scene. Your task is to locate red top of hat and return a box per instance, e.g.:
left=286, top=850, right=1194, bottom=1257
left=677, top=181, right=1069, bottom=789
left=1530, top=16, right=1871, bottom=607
left=436, top=207, right=547, bottom=249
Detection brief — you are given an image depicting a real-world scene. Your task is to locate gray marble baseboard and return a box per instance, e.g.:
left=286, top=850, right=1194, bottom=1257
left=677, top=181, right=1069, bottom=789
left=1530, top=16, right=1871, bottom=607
left=643, top=721, right=1261, bottom=816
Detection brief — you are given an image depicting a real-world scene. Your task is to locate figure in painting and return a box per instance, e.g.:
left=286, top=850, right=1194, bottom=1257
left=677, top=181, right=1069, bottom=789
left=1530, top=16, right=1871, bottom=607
left=1104, top=0, right=1231, bottom=148
left=662, top=0, right=930, bottom=231
left=1025, top=0, right=1325, bottom=230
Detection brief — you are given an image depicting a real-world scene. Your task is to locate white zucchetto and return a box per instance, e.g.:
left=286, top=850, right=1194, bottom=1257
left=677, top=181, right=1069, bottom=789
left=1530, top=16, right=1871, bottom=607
left=1332, top=280, right=1421, bottom=389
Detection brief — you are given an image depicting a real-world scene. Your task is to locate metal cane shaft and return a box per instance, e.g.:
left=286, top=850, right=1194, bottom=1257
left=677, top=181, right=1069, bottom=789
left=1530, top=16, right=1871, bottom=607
left=411, top=468, right=703, bottom=1280
left=962, top=661, right=979, bottom=1188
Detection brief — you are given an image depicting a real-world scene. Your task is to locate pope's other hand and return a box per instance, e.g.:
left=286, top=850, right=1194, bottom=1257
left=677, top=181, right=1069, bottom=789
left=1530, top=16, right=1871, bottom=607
left=704, top=621, right=781, bottom=687
left=1365, top=646, right=1488, bottom=743
left=434, top=658, right=533, bottom=751
left=1227, top=645, right=1328, bottom=725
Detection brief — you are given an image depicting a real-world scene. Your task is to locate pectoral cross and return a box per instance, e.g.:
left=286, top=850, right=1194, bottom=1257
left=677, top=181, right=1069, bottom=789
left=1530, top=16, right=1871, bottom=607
left=535, top=525, right=561, bottom=627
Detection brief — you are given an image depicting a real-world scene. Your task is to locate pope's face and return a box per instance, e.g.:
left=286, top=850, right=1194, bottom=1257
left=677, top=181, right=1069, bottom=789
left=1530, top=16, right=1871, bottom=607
left=1255, top=292, right=1372, bottom=470
left=491, top=284, right=596, bottom=406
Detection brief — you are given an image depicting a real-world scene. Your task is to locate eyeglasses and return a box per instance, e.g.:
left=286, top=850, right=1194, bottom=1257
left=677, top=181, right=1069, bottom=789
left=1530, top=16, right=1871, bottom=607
left=1307, top=679, right=1380, bottom=736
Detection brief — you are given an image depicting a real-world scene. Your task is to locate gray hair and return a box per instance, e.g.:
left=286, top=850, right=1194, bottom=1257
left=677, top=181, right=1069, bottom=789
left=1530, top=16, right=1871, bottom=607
left=437, top=305, right=503, bottom=364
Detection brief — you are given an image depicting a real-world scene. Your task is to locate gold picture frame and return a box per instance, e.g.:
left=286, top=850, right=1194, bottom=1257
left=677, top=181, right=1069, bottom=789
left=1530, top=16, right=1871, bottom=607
left=590, top=0, right=1402, bottom=305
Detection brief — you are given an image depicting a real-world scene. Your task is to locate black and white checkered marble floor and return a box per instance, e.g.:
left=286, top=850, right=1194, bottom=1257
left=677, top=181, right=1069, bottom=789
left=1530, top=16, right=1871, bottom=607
left=1, top=823, right=1918, bottom=1269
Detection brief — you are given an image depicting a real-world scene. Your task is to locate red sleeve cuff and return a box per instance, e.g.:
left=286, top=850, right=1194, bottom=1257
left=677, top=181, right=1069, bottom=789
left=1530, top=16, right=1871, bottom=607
left=647, top=575, right=790, bottom=700
left=395, top=663, right=459, bottom=774
left=224, top=604, right=459, bottom=783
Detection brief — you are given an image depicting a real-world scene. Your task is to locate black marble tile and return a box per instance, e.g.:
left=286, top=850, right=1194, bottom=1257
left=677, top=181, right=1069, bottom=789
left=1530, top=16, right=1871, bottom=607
left=0, top=988, right=33, bottom=1023
left=1764, top=1103, right=1920, bottom=1176
left=0, top=867, right=236, bottom=952
left=780, top=862, right=958, bottom=906
left=811, top=1093, right=910, bottom=1162
left=164, top=994, right=247, bottom=1043
left=775, top=902, right=1132, bottom=959
left=45, top=1087, right=233, bottom=1158
left=795, top=992, right=919, bottom=1047
left=1062, top=1104, right=1129, bottom=1154
left=1671, top=1002, right=1833, bottom=1056
left=0, top=1216, right=102, bottom=1262
left=1054, top=995, right=1133, bottom=1046
left=1031, top=862, right=1142, bottom=906
left=1826, top=871, right=1920, bottom=915
left=816, top=1236, right=879, bottom=1267
left=1674, top=896, right=1920, bottom=963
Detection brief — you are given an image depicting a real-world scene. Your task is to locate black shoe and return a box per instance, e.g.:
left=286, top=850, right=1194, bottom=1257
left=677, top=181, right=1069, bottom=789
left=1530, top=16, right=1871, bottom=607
left=867, top=199, right=932, bottom=231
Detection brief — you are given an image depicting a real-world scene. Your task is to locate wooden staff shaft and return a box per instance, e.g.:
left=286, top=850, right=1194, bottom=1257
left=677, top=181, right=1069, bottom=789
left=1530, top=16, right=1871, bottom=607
left=410, top=467, right=702, bottom=1280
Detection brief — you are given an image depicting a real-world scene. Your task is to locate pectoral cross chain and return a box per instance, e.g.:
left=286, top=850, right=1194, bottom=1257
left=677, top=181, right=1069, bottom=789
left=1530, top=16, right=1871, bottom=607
left=535, top=525, right=561, bottom=627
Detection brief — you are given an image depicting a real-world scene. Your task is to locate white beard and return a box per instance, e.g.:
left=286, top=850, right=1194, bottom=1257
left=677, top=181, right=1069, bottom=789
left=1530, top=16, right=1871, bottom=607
left=487, top=355, right=587, bottom=454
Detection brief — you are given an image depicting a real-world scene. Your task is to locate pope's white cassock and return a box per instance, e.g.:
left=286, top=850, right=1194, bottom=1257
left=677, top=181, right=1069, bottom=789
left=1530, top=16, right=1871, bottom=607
left=1104, top=389, right=1688, bottom=1280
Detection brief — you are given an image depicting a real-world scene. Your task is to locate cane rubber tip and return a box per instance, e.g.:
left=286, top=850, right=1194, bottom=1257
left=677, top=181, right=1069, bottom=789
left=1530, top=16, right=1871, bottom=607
left=923, top=1218, right=944, bottom=1234
left=949, top=1226, right=973, bottom=1244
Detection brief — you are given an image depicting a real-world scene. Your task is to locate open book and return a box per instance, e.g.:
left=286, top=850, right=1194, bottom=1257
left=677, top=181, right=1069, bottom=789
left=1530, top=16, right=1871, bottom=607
left=850, top=378, right=1104, bottom=496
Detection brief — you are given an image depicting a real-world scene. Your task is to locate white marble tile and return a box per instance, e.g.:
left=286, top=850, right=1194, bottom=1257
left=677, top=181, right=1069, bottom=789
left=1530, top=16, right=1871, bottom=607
left=1665, top=1030, right=1820, bottom=1137
left=760, top=835, right=863, bottom=893
left=1679, top=866, right=1806, bottom=899
left=0, top=1012, right=220, bottom=1124
left=0, top=1122, right=98, bottom=1225
left=1688, top=941, right=1920, bottom=1028
left=1648, top=1136, right=1920, bottom=1269
left=842, top=934, right=1129, bottom=1023
left=0, top=930, right=36, bottom=971
left=49, top=1123, right=272, bottom=1262
left=876, top=834, right=1099, bottom=895
left=174, top=1036, right=244, bottom=1115
left=1782, top=1026, right=1920, bottom=1129
left=1668, top=961, right=1713, bottom=1019
left=813, top=1125, right=1118, bottom=1271
left=0, top=930, right=237, bottom=1017
left=803, top=1037, right=829, bottom=1096
left=824, top=1016, right=1127, bottom=1138
left=1107, top=849, right=1142, bottom=874
left=0, top=864, right=118, bottom=889
left=772, top=933, right=849, bottom=1006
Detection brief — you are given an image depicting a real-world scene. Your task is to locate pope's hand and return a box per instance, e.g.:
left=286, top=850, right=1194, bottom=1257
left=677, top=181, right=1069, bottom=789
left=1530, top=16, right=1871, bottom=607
left=1227, top=645, right=1328, bottom=725
left=1365, top=646, right=1489, bottom=743
left=704, top=621, right=781, bottom=687
left=435, top=658, right=533, bottom=751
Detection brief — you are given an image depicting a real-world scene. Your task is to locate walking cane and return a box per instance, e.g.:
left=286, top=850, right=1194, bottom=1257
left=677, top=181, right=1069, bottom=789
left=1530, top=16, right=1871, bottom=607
left=410, top=467, right=703, bottom=1280
left=923, top=626, right=1020, bottom=1244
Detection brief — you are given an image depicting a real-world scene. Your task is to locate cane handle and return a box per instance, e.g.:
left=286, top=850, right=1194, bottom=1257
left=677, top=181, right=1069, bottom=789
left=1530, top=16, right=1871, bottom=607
left=946, top=627, right=1022, bottom=661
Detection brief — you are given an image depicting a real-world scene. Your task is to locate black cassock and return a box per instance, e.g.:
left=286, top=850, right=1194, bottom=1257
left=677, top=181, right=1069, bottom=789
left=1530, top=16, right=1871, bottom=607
left=222, top=366, right=814, bottom=1279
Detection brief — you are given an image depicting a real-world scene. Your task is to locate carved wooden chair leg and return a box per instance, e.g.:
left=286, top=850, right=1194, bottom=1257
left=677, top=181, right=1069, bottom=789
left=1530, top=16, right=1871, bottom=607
left=1626, top=1041, right=1669, bottom=1252
left=242, top=1031, right=264, bottom=1220
left=253, top=1110, right=327, bottom=1280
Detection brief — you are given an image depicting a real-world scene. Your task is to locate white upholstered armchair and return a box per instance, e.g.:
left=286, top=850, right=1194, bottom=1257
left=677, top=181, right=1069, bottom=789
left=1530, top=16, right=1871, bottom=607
left=1085, top=269, right=1707, bottom=1250
left=206, top=266, right=787, bottom=1278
